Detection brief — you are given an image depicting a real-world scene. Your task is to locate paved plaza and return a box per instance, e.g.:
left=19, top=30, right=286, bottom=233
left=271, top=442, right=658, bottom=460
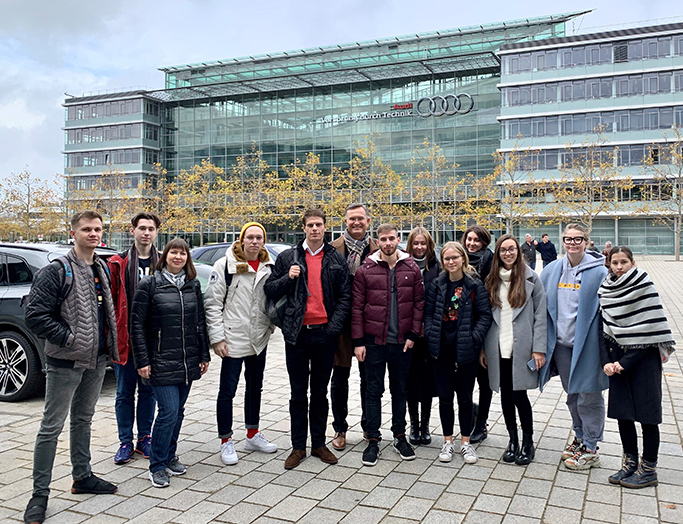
left=1, top=256, right=682, bottom=524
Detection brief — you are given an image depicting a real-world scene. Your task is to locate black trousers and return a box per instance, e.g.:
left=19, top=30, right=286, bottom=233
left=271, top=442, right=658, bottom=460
left=499, top=358, right=534, bottom=434
left=285, top=328, right=335, bottom=450
left=619, top=420, right=660, bottom=462
left=330, top=361, right=367, bottom=434
left=475, top=361, right=493, bottom=425
left=433, top=354, right=478, bottom=438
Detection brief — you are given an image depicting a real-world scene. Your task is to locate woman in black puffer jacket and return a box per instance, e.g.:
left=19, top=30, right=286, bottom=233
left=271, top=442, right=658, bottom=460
left=131, top=238, right=210, bottom=488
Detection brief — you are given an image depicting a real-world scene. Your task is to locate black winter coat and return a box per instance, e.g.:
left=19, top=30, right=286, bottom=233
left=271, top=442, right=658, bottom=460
left=264, top=242, right=352, bottom=345
left=423, top=272, right=492, bottom=365
left=131, top=272, right=210, bottom=386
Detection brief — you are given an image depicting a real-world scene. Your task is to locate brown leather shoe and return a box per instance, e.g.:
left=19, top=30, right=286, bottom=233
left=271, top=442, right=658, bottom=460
left=284, top=449, right=306, bottom=470
left=312, top=446, right=338, bottom=465
left=331, top=432, right=346, bottom=451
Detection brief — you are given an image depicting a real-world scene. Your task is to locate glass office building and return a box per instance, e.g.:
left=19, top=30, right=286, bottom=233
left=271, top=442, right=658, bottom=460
left=499, top=22, right=683, bottom=253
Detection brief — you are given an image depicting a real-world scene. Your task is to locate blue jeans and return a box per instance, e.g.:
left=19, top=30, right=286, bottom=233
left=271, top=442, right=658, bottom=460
left=364, top=342, right=411, bottom=440
left=32, top=355, right=107, bottom=496
left=114, top=358, right=155, bottom=444
left=554, top=344, right=605, bottom=451
left=149, top=383, right=191, bottom=473
left=216, top=350, right=267, bottom=439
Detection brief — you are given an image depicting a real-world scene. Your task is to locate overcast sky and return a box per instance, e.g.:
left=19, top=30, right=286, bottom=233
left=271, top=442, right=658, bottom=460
left=0, top=0, right=680, bottom=182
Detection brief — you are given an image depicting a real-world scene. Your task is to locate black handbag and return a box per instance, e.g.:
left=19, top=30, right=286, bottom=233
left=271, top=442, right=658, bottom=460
left=267, top=248, right=299, bottom=328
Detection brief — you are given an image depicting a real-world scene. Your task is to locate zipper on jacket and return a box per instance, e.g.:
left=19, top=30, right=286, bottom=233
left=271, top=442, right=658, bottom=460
left=179, top=286, right=189, bottom=385
left=157, top=329, right=162, bottom=353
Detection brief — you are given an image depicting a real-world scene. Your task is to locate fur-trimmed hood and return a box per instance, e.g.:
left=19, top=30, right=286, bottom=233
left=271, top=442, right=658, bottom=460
left=225, top=242, right=273, bottom=275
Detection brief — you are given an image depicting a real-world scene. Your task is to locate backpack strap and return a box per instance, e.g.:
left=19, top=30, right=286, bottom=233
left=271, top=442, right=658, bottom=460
left=222, top=260, right=234, bottom=311
left=54, top=256, right=73, bottom=309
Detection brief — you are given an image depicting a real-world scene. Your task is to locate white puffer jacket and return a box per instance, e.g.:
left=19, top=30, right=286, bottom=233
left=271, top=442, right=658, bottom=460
left=204, top=243, right=274, bottom=358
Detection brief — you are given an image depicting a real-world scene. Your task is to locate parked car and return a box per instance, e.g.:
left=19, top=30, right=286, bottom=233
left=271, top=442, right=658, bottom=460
left=0, top=243, right=117, bottom=402
left=191, top=242, right=293, bottom=267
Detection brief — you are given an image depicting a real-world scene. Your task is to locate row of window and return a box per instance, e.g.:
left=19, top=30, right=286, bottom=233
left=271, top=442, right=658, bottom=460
left=66, top=99, right=160, bottom=121
left=66, top=174, right=142, bottom=191
left=65, top=124, right=160, bottom=145
left=502, top=71, right=683, bottom=106
left=65, top=148, right=159, bottom=168
left=514, top=144, right=678, bottom=171
left=502, top=107, right=683, bottom=139
left=502, top=34, right=683, bottom=75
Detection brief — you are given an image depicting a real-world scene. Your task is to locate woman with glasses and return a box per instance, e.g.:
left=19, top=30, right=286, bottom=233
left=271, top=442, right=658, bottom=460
left=461, top=225, right=494, bottom=444
left=539, top=224, right=608, bottom=471
left=424, top=242, right=492, bottom=464
left=481, top=234, right=546, bottom=465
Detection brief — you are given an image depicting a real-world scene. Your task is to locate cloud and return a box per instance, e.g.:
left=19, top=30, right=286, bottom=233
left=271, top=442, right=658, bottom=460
left=0, top=99, right=46, bottom=131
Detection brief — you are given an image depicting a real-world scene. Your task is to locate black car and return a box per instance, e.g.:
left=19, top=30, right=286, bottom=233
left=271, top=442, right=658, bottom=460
left=0, top=243, right=117, bottom=402
left=191, top=242, right=293, bottom=266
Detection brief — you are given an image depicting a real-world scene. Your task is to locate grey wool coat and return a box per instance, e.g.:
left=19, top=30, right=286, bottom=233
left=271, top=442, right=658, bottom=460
left=483, top=266, right=547, bottom=392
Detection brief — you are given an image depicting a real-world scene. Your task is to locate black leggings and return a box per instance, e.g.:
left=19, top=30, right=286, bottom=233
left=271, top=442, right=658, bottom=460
left=499, top=358, right=533, bottom=434
left=618, top=420, right=660, bottom=462
left=475, top=362, right=493, bottom=425
left=433, top=356, right=478, bottom=438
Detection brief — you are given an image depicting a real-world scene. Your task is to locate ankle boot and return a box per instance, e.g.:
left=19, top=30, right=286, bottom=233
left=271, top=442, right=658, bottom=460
left=515, top=433, right=535, bottom=465
left=503, top=430, right=519, bottom=463
left=409, top=420, right=421, bottom=446
left=470, top=421, right=488, bottom=444
left=620, top=458, right=658, bottom=489
left=608, top=453, right=638, bottom=485
left=420, top=420, right=432, bottom=445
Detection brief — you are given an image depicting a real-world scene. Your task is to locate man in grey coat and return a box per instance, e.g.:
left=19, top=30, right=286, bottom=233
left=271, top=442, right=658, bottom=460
left=23, top=210, right=119, bottom=524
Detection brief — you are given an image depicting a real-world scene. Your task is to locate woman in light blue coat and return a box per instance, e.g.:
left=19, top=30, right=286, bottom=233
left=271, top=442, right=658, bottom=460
left=481, top=234, right=546, bottom=466
left=540, top=223, right=608, bottom=471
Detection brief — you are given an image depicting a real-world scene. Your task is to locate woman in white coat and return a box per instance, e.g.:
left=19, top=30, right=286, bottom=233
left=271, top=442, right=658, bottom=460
left=204, top=222, right=278, bottom=466
left=481, top=234, right=547, bottom=465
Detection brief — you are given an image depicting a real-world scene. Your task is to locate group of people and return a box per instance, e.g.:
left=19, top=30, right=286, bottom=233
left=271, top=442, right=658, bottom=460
left=21, top=207, right=674, bottom=524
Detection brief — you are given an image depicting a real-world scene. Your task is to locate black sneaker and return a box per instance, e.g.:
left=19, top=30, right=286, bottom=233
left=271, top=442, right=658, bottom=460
left=392, top=434, right=416, bottom=461
left=362, top=439, right=381, bottom=466
left=71, top=474, right=117, bottom=494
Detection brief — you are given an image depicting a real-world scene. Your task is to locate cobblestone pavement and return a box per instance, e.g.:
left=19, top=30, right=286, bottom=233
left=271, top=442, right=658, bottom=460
left=1, top=257, right=682, bottom=523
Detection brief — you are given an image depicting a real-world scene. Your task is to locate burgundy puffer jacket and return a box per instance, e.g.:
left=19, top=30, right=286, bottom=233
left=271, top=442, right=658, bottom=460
left=351, top=250, right=424, bottom=346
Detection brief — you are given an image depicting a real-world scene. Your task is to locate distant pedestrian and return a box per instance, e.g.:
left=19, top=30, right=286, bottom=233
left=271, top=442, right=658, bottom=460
left=521, top=234, right=537, bottom=270
left=602, top=241, right=613, bottom=268
left=599, top=246, right=675, bottom=488
left=587, top=240, right=599, bottom=252
left=535, top=234, right=558, bottom=268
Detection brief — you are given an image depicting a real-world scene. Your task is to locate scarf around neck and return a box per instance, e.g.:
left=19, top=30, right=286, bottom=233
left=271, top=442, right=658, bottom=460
left=598, top=267, right=675, bottom=351
left=162, top=268, right=186, bottom=288
left=344, top=229, right=370, bottom=276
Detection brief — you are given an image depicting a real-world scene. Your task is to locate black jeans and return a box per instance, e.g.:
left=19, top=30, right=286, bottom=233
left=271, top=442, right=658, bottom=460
left=619, top=420, right=660, bottom=462
left=216, top=350, right=267, bottom=439
left=499, top=358, right=534, bottom=434
left=433, top=354, right=477, bottom=438
left=475, top=361, right=492, bottom=426
left=364, top=343, right=411, bottom=440
left=331, top=362, right=367, bottom=434
left=285, top=328, right=335, bottom=449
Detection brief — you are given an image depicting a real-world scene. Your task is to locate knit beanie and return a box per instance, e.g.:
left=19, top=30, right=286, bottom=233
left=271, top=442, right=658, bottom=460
left=239, top=222, right=267, bottom=243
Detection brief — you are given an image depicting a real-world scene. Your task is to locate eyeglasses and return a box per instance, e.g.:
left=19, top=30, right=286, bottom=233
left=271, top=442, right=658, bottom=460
left=500, top=247, right=518, bottom=255
left=443, top=255, right=462, bottom=262
left=563, top=236, right=586, bottom=245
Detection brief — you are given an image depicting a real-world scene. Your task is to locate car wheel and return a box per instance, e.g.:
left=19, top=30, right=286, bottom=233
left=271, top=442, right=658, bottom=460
left=0, top=330, right=43, bottom=402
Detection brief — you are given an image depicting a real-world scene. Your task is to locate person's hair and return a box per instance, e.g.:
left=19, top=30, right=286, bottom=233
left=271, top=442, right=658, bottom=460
left=376, top=223, right=399, bottom=237
left=461, top=225, right=491, bottom=250
left=485, top=234, right=527, bottom=309
left=132, top=212, right=161, bottom=229
left=563, top=223, right=590, bottom=240
left=406, top=227, right=435, bottom=269
left=345, top=203, right=369, bottom=217
left=608, top=246, right=634, bottom=265
left=156, top=238, right=196, bottom=280
left=302, top=208, right=326, bottom=226
left=542, top=233, right=549, bottom=239
left=440, top=241, right=476, bottom=276
left=70, top=210, right=103, bottom=230
left=605, top=241, right=613, bottom=247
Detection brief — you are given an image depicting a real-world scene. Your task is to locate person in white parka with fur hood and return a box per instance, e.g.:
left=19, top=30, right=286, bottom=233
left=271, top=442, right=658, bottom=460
left=204, top=222, right=278, bottom=466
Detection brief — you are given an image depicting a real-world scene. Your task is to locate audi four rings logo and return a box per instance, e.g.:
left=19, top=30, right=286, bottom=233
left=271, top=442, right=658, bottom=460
left=415, top=94, right=474, bottom=117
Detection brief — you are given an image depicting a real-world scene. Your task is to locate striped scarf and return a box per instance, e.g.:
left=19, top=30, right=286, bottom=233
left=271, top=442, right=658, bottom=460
left=598, top=267, right=675, bottom=351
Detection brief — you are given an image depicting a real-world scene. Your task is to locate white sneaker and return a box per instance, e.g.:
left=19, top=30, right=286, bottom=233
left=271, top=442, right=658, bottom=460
left=244, top=432, right=278, bottom=454
left=221, top=438, right=238, bottom=465
left=439, top=441, right=455, bottom=463
left=461, top=443, right=478, bottom=464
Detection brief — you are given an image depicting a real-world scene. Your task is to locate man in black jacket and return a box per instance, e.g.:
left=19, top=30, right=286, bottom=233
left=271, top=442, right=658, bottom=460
left=24, top=211, right=118, bottom=524
left=535, top=234, right=558, bottom=268
left=265, top=208, right=352, bottom=470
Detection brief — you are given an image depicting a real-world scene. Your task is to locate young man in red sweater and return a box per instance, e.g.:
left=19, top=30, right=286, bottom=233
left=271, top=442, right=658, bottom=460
left=265, top=209, right=352, bottom=470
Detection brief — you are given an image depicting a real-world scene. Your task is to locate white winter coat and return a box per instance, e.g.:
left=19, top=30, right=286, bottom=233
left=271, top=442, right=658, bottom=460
left=204, top=243, right=274, bottom=358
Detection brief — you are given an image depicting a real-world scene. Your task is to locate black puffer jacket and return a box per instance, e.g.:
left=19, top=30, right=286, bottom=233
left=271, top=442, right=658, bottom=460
left=264, top=242, right=352, bottom=345
left=131, top=272, right=210, bottom=385
left=424, top=272, right=492, bottom=364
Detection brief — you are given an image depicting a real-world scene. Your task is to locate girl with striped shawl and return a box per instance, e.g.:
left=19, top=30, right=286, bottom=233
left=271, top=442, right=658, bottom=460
left=598, top=246, right=675, bottom=489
